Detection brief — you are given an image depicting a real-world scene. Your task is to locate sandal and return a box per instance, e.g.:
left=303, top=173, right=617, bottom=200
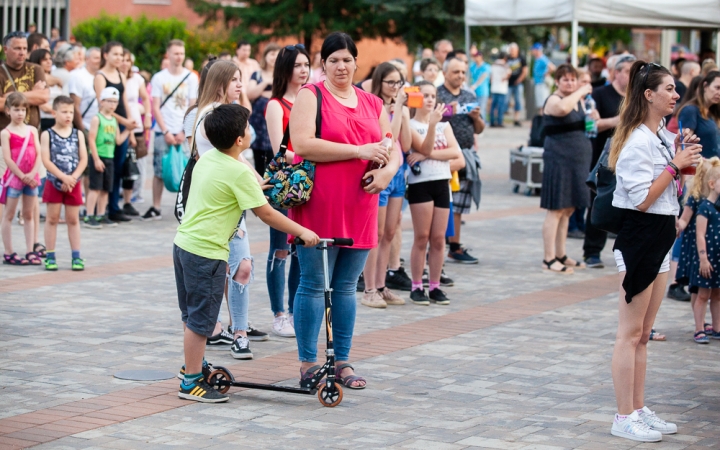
left=25, top=252, right=42, bottom=266
left=705, top=323, right=714, bottom=334
left=557, top=255, right=586, bottom=269
left=336, top=363, right=366, bottom=390
left=3, top=253, right=29, bottom=266
left=542, top=258, right=573, bottom=274
left=33, top=243, right=46, bottom=258
left=299, top=365, right=323, bottom=389
left=694, top=331, right=710, bottom=344
left=649, top=329, right=666, bottom=341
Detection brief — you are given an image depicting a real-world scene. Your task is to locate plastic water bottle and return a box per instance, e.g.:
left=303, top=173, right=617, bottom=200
left=363, top=133, right=393, bottom=187
left=584, top=95, right=598, bottom=138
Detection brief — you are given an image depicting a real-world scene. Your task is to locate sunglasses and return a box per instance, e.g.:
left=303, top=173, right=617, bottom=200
left=3, top=31, right=26, bottom=46
left=284, top=44, right=305, bottom=52
left=642, top=62, right=663, bottom=87
left=382, top=80, right=404, bottom=88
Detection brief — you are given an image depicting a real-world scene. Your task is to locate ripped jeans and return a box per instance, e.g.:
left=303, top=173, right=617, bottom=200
left=267, top=209, right=300, bottom=315
left=227, top=220, right=252, bottom=332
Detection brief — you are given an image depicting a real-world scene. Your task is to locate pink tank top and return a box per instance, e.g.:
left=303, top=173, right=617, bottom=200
left=3, top=130, right=39, bottom=190
left=290, top=82, right=383, bottom=249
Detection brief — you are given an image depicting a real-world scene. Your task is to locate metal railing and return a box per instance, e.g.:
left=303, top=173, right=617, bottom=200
left=1, top=0, right=69, bottom=40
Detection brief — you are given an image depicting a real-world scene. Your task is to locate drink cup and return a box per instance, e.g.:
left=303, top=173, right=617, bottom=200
left=681, top=165, right=696, bottom=175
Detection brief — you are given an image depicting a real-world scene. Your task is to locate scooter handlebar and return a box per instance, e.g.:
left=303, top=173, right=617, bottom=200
left=293, top=237, right=354, bottom=247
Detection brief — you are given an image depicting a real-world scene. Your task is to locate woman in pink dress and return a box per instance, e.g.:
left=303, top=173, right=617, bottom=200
left=289, top=33, right=401, bottom=389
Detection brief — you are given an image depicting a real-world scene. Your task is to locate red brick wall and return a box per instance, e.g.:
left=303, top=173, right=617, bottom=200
left=69, top=1, right=204, bottom=28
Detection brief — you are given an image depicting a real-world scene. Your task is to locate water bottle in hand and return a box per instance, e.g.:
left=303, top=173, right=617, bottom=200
left=363, top=133, right=393, bottom=187
left=584, top=95, right=597, bottom=138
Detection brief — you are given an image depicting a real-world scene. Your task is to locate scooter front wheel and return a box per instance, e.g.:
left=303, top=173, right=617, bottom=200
left=208, top=369, right=232, bottom=394
left=317, top=382, right=343, bottom=407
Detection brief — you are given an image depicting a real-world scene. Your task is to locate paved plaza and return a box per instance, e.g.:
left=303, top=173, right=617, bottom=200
left=1, top=125, right=720, bottom=449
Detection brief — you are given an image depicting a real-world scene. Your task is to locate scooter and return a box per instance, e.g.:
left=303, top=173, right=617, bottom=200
left=207, top=237, right=353, bottom=407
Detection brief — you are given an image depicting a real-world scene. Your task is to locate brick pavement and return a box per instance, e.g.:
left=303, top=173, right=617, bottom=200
left=1, top=126, right=719, bottom=449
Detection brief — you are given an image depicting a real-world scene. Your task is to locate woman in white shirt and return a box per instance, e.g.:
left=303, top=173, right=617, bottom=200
left=608, top=61, right=701, bottom=443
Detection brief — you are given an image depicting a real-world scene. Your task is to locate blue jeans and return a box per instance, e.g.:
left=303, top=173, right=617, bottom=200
left=267, top=209, right=300, bottom=315
left=109, top=125, right=129, bottom=214
left=507, top=84, right=524, bottom=112
left=477, top=95, right=489, bottom=122
left=490, top=93, right=507, bottom=126
left=294, top=245, right=369, bottom=362
left=227, top=221, right=251, bottom=332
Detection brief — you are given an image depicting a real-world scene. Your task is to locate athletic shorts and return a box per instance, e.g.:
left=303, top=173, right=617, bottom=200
left=379, top=168, right=406, bottom=207
left=42, top=179, right=83, bottom=206
left=88, top=157, right=114, bottom=192
left=173, top=244, right=227, bottom=337
left=407, top=179, right=451, bottom=209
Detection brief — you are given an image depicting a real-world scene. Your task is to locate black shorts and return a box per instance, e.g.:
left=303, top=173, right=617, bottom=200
left=88, top=157, right=114, bottom=192
left=173, top=244, right=227, bottom=337
left=407, top=179, right=451, bottom=208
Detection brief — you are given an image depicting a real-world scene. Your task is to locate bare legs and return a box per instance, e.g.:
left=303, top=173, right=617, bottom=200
left=44, top=204, right=81, bottom=256
left=694, top=288, right=720, bottom=334
left=542, top=207, right=575, bottom=271
left=1, top=195, right=35, bottom=255
left=410, top=202, right=450, bottom=283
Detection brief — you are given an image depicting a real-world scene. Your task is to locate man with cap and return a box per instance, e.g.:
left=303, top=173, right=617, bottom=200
left=531, top=43, right=555, bottom=113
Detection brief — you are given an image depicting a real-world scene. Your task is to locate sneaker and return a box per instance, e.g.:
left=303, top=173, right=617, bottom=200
left=440, top=270, right=454, bottom=287
left=246, top=324, right=269, bottom=342
left=71, top=258, right=85, bottom=271
left=422, top=269, right=429, bottom=287
left=567, top=229, right=585, bottom=239
left=428, top=288, right=450, bottom=305
left=288, top=314, right=294, bottom=328
left=207, top=328, right=234, bottom=345
left=83, top=216, right=102, bottom=229
left=611, top=411, right=661, bottom=442
left=178, top=377, right=228, bottom=403
left=98, top=216, right=118, bottom=228
left=410, top=288, right=430, bottom=306
left=141, top=207, right=162, bottom=221
left=584, top=256, right=604, bottom=268
left=177, top=360, right=214, bottom=380
left=386, top=267, right=411, bottom=291
left=122, top=203, right=140, bottom=216
left=446, top=247, right=478, bottom=264
left=230, top=336, right=253, bottom=359
left=361, top=290, right=387, bottom=308
left=131, top=195, right=145, bottom=204
left=356, top=273, right=365, bottom=292
left=638, top=406, right=677, bottom=434
left=378, top=288, right=405, bottom=305
left=513, top=121, right=522, bottom=127
left=272, top=315, right=296, bottom=337
left=108, top=212, right=131, bottom=222
left=44, top=259, right=58, bottom=271
left=712, top=330, right=720, bottom=340
left=667, top=284, right=691, bottom=301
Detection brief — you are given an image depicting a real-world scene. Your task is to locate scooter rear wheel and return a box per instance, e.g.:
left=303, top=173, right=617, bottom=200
left=317, top=382, right=343, bottom=407
left=208, top=369, right=232, bottom=394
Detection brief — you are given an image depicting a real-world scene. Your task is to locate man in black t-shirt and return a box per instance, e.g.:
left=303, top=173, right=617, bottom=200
left=583, top=54, right=635, bottom=268
left=506, top=43, right=527, bottom=127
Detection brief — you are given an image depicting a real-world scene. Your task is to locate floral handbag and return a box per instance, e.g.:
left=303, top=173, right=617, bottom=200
left=264, top=85, right=322, bottom=209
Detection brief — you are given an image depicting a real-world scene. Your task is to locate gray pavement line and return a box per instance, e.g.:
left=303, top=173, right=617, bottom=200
left=0, top=205, right=542, bottom=295
left=0, top=273, right=618, bottom=448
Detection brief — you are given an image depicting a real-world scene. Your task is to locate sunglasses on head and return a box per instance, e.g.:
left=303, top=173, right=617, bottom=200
left=284, top=44, right=305, bottom=52
left=642, top=62, right=663, bottom=87
left=3, top=31, right=26, bottom=46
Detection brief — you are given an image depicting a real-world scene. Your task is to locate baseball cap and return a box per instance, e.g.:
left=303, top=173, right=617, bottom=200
left=100, top=87, right=119, bottom=101
left=531, top=43, right=543, bottom=51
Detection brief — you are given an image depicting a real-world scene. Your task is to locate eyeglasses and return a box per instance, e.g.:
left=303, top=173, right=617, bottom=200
left=642, top=62, right=662, bottom=87
left=382, top=80, right=404, bottom=88
left=284, top=44, right=305, bottom=52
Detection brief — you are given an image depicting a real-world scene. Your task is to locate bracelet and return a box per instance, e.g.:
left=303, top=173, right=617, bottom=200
left=665, top=165, right=678, bottom=179
left=667, top=161, right=680, bottom=176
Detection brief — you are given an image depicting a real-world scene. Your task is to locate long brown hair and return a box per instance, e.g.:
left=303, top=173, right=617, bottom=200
left=190, top=61, right=240, bottom=144
left=609, top=61, right=672, bottom=170
left=371, top=62, right=403, bottom=99
left=676, top=71, right=720, bottom=123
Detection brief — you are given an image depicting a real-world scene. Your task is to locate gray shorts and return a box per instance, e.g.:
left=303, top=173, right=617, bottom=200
left=173, top=244, right=227, bottom=337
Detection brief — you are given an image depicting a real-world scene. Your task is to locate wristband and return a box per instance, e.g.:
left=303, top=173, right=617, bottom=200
left=667, top=161, right=680, bottom=176
left=665, top=165, right=678, bottom=179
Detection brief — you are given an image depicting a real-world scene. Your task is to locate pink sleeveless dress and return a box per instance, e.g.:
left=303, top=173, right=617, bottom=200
left=290, top=82, right=383, bottom=249
left=2, top=130, right=39, bottom=190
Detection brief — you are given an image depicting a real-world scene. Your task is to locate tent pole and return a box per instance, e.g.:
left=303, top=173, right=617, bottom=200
left=465, top=23, right=470, bottom=57
left=571, top=20, right=579, bottom=67
left=716, top=29, right=719, bottom=67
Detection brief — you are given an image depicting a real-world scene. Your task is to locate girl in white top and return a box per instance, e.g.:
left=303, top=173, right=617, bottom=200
left=407, top=81, right=463, bottom=304
left=607, top=60, right=701, bottom=443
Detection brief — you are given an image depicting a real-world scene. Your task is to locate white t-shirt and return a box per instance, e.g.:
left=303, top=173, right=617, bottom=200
left=151, top=68, right=199, bottom=134
left=125, top=73, right=145, bottom=134
left=408, top=119, right=452, bottom=184
left=52, top=67, right=72, bottom=96
left=490, top=63, right=509, bottom=94
left=66, top=67, right=98, bottom=130
left=183, top=104, right=216, bottom=157
left=40, top=85, right=62, bottom=119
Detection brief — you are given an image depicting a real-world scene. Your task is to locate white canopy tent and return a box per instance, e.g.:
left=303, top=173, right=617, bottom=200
left=464, top=0, right=720, bottom=67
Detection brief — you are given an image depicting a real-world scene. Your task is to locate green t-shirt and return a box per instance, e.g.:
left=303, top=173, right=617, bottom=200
left=95, top=113, right=117, bottom=158
left=174, top=149, right=268, bottom=261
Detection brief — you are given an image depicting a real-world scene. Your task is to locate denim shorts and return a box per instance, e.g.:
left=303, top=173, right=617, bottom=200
left=173, top=244, right=227, bottom=337
left=379, top=168, right=406, bottom=207
left=5, top=185, right=38, bottom=198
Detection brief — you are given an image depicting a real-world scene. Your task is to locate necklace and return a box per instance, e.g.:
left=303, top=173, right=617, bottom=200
left=324, top=81, right=351, bottom=99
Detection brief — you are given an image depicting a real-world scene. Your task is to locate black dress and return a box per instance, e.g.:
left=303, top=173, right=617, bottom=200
left=540, top=99, right=592, bottom=210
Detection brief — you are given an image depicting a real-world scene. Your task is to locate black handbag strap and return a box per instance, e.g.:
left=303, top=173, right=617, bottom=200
left=278, top=84, right=322, bottom=156
left=160, top=71, right=192, bottom=109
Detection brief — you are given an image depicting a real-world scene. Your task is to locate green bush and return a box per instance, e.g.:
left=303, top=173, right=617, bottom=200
left=72, top=14, right=234, bottom=72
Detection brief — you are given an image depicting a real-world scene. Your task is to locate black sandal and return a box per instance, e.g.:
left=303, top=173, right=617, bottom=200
left=25, top=252, right=42, bottom=266
left=33, top=243, right=47, bottom=258
left=3, top=253, right=29, bottom=266
left=542, top=258, right=572, bottom=274
left=336, top=363, right=366, bottom=390
left=556, top=255, right=586, bottom=269
left=299, top=365, right=323, bottom=389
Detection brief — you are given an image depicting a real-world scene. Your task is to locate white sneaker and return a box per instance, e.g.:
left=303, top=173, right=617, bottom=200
left=288, top=313, right=294, bottom=328
left=611, top=411, right=662, bottom=442
left=272, top=315, right=295, bottom=337
left=638, top=406, right=677, bottom=434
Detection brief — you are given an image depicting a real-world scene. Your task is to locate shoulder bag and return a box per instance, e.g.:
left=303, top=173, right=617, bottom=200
left=0, top=131, right=32, bottom=205
left=263, top=85, right=322, bottom=209
left=590, top=138, right=626, bottom=234
left=174, top=110, right=210, bottom=223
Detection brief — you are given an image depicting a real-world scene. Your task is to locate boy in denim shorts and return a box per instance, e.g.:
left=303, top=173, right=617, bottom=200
left=174, top=104, right=318, bottom=403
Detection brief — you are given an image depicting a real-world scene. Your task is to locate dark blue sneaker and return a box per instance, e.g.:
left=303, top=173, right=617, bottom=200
left=178, top=377, right=228, bottom=403
left=584, top=256, right=604, bottom=269
left=446, top=247, right=478, bottom=264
